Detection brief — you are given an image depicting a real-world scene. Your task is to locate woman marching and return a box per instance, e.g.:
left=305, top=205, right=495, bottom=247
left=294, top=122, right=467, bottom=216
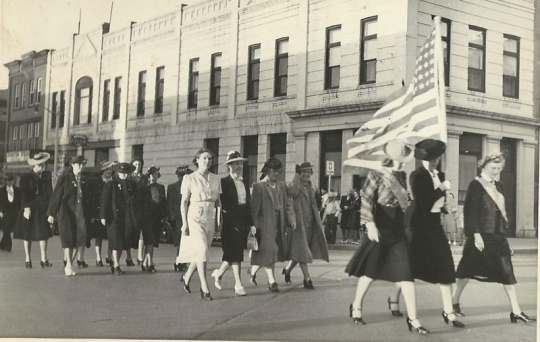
left=169, top=165, right=193, bottom=272
left=211, top=151, right=255, bottom=296
left=130, top=156, right=148, bottom=267
left=409, top=139, right=465, bottom=329
left=248, top=158, right=296, bottom=292
left=345, top=141, right=429, bottom=334
left=282, top=162, right=329, bottom=289
left=452, top=154, right=536, bottom=324
left=178, top=148, right=222, bottom=300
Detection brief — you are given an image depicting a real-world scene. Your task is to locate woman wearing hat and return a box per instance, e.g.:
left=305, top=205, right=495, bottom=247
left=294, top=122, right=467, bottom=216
left=138, top=166, right=167, bottom=273
left=452, top=154, right=536, bottom=324
left=100, top=162, right=139, bottom=275
left=0, top=173, right=21, bottom=252
left=248, top=157, right=296, bottom=293
left=282, top=162, right=329, bottom=289
left=130, top=156, right=148, bottom=267
left=409, top=139, right=464, bottom=328
left=211, top=151, right=256, bottom=296
left=345, top=141, right=429, bottom=334
left=168, top=165, right=193, bottom=272
left=13, top=152, right=54, bottom=269
left=178, top=148, right=222, bottom=300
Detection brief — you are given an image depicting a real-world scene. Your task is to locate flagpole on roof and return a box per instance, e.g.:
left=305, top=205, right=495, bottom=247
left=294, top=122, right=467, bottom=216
left=433, top=16, right=448, bottom=143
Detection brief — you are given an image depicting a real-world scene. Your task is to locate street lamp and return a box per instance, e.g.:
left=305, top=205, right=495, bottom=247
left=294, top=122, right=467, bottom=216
left=33, top=104, right=60, bottom=182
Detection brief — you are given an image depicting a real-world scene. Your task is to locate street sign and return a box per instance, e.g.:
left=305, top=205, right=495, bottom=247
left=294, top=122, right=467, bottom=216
left=70, top=134, right=88, bottom=147
left=326, top=160, right=334, bottom=176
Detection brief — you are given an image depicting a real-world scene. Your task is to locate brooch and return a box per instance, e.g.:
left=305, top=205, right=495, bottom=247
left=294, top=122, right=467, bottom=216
left=72, top=181, right=77, bottom=188
left=118, top=183, right=122, bottom=190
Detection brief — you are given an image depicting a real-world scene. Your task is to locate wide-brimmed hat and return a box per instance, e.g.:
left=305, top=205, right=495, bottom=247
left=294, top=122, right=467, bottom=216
left=28, top=152, right=50, bottom=166
left=100, top=160, right=115, bottom=171
left=414, top=139, right=446, bottom=161
left=69, top=155, right=87, bottom=165
left=298, top=162, right=314, bottom=171
left=113, top=162, right=136, bottom=174
left=260, top=157, right=282, bottom=180
left=146, top=166, right=161, bottom=177
left=223, top=150, right=248, bottom=165
left=175, top=165, right=193, bottom=176
left=384, top=140, right=414, bottom=163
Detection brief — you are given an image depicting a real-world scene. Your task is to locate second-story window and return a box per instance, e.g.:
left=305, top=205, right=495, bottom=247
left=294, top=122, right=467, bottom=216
left=210, top=53, right=222, bottom=105
left=34, top=122, right=40, bottom=149
left=137, top=71, right=146, bottom=116
left=468, top=26, right=486, bottom=92
left=21, top=83, right=27, bottom=108
left=274, top=38, right=289, bottom=97
left=440, top=18, right=451, bottom=86
left=14, top=85, right=20, bottom=109
left=325, top=26, right=341, bottom=89
left=20, top=126, right=26, bottom=151
left=29, top=80, right=35, bottom=105
left=74, top=76, right=93, bottom=125
left=113, top=77, right=122, bottom=120
left=37, top=77, right=42, bottom=104
left=59, top=90, right=66, bottom=128
left=102, top=79, right=110, bottom=122
left=188, top=58, right=199, bottom=109
left=247, top=45, right=260, bottom=100
left=360, top=18, right=377, bottom=84
left=155, top=66, right=165, bottom=114
left=503, top=35, right=519, bottom=99
left=28, top=123, right=33, bottom=149
left=51, top=92, right=58, bottom=129
left=12, top=126, right=18, bottom=151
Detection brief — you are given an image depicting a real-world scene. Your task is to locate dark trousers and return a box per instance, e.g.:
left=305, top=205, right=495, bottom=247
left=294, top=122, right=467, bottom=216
left=325, top=216, right=338, bottom=244
left=0, top=220, right=14, bottom=251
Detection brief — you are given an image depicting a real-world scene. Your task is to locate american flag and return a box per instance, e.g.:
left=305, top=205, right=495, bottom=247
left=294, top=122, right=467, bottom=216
left=343, top=23, right=447, bottom=173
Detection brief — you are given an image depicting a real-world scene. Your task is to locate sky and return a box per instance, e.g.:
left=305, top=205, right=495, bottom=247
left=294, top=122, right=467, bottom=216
left=0, top=0, right=196, bottom=89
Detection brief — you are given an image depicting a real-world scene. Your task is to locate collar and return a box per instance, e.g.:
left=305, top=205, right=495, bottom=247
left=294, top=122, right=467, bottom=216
left=422, top=161, right=438, bottom=177
left=6, top=185, right=13, bottom=190
left=481, top=172, right=497, bottom=183
left=231, top=174, right=243, bottom=182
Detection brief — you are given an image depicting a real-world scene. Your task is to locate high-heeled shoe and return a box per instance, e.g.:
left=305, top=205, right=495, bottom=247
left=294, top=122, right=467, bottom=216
left=234, top=285, right=247, bottom=296
left=387, top=297, right=403, bottom=317
left=126, top=259, right=135, bottom=267
left=25, top=261, right=32, bottom=269
left=114, top=266, right=125, bottom=275
left=64, top=266, right=76, bottom=276
left=199, top=288, right=212, bottom=300
left=96, top=260, right=104, bottom=267
left=211, top=270, right=222, bottom=290
left=349, top=304, right=366, bottom=325
left=268, top=282, right=279, bottom=292
left=453, top=303, right=465, bottom=316
left=105, top=257, right=111, bottom=265
left=110, top=266, right=115, bottom=274
left=247, top=269, right=257, bottom=286
left=303, top=279, right=314, bottom=289
left=174, top=263, right=182, bottom=271
left=146, top=265, right=157, bottom=273
left=141, top=265, right=147, bottom=272
left=442, top=311, right=465, bottom=328
left=77, top=260, right=89, bottom=268
left=40, top=260, right=53, bottom=268
left=510, top=312, right=537, bottom=323
left=406, top=317, right=430, bottom=334
left=181, top=275, right=191, bottom=293
left=282, top=268, right=291, bottom=283
left=137, top=259, right=143, bottom=265
left=63, top=260, right=67, bottom=267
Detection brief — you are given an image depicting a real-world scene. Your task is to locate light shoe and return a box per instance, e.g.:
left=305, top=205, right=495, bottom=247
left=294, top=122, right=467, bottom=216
left=234, top=285, right=247, bottom=296
left=64, top=266, right=76, bottom=276
left=211, top=269, right=222, bottom=290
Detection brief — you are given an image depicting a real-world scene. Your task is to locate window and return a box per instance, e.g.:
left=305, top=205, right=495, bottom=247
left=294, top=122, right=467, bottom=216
left=320, top=130, right=343, bottom=192
left=14, top=85, right=20, bottom=109
left=137, top=71, right=146, bottom=116
left=155, top=66, right=165, bottom=113
left=20, top=125, right=26, bottom=151
left=27, top=124, right=33, bottom=149
left=21, top=83, right=27, bottom=108
left=113, top=77, right=121, bottom=120
left=242, top=135, right=258, bottom=187
left=458, top=133, right=482, bottom=203
left=325, top=26, right=341, bottom=89
left=37, top=77, right=42, bottom=104
left=132, top=144, right=143, bottom=160
left=13, top=126, right=18, bottom=152
left=59, top=90, right=66, bottom=128
left=274, top=38, right=289, bottom=97
left=95, top=148, right=110, bottom=167
left=468, top=26, right=486, bottom=92
left=29, top=80, right=35, bottom=105
left=360, top=18, right=377, bottom=84
left=210, top=54, right=222, bottom=105
left=102, top=79, right=110, bottom=122
left=34, top=122, right=40, bottom=149
left=188, top=59, right=199, bottom=109
left=51, top=92, right=58, bottom=129
left=269, top=133, right=287, bottom=182
left=204, top=138, right=219, bottom=174
left=247, top=45, right=260, bottom=100
left=503, top=35, right=519, bottom=98
left=74, top=76, right=93, bottom=125
left=440, top=18, right=451, bottom=87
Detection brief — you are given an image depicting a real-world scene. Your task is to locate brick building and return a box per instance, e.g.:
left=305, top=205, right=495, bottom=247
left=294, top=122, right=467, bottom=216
left=6, top=0, right=537, bottom=236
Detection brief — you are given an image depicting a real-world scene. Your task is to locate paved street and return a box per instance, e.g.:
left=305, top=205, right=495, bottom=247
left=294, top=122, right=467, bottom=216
left=0, top=236, right=537, bottom=341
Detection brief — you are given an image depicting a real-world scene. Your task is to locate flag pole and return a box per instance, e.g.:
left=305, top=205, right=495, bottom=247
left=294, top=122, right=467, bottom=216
left=433, top=16, right=448, bottom=143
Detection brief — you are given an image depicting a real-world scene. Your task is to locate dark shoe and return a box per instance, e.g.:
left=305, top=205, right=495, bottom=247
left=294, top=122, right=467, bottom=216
left=247, top=269, right=257, bottom=286
left=137, top=259, right=143, bottom=265
left=174, top=263, right=180, bottom=271
left=25, top=261, right=32, bottom=269
left=510, top=312, right=537, bottom=323
left=105, top=257, right=112, bottom=265
left=406, top=317, right=430, bottom=334
left=114, top=266, right=125, bottom=275
left=96, top=260, right=104, bottom=267
left=126, top=259, right=135, bottom=267
left=63, top=260, right=67, bottom=267
left=303, top=279, right=314, bottom=289
left=199, top=288, right=212, bottom=300
left=268, top=282, right=279, bottom=292
left=349, top=304, right=366, bottom=325
left=387, top=297, right=404, bottom=317
left=77, top=260, right=89, bottom=268
left=180, top=263, right=188, bottom=272
left=442, top=311, right=465, bottom=328
left=40, top=260, right=52, bottom=268
left=181, top=275, right=191, bottom=293
left=282, top=268, right=291, bottom=283
left=141, top=265, right=147, bottom=272
left=453, top=303, right=465, bottom=317
left=146, top=265, right=157, bottom=273
left=110, top=266, right=115, bottom=274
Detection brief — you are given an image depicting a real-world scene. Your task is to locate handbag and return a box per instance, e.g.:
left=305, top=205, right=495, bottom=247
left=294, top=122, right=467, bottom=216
left=247, top=231, right=258, bottom=251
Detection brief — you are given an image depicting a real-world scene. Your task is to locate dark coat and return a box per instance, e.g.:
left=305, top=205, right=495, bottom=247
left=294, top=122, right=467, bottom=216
left=409, top=167, right=445, bottom=232
left=463, top=179, right=508, bottom=236
left=139, top=182, right=167, bottom=246
left=88, top=176, right=109, bottom=240
left=167, top=180, right=182, bottom=221
left=340, top=195, right=354, bottom=229
left=0, top=185, right=22, bottom=228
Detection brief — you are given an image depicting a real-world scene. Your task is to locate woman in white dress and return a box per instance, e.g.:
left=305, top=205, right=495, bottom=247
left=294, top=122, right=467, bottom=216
left=178, top=148, right=222, bottom=300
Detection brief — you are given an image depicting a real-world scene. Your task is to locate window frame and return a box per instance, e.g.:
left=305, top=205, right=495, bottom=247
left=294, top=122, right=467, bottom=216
left=360, top=17, right=378, bottom=85
left=113, top=76, right=122, bottom=120
left=14, top=84, right=20, bottom=109
left=29, top=80, right=35, bottom=105
left=274, top=38, right=289, bottom=97
left=325, top=25, right=341, bottom=90
left=21, top=82, right=27, bottom=108
left=502, top=34, right=520, bottom=99
left=51, top=92, right=58, bottom=129
left=247, top=44, right=261, bottom=100
left=468, top=25, right=486, bottom=93
left=59, top=90, right=66, bottom=128
left=188, top=58, right=199, bottom=109
left=27, top=123, right=33, bottom=149
left=155, top=66, right=165, bottom=114
left=37, top=77, right=42, bottom=104
left=210, top=53, right=222, bottom=106
left=137, top=71, right=146, bottom=117
left=102, top=79, right=110, bottom=122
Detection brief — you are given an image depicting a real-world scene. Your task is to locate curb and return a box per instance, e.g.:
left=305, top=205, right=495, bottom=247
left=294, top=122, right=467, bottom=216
left=327, top=244, right=538, bottom=255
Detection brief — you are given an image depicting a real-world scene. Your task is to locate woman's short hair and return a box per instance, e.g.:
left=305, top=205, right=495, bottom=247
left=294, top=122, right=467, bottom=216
left=192, top=148, right=215, bottom=168
left=479, top=153, right=506, bottom=169
left=131, top=156, right=144, bottom=169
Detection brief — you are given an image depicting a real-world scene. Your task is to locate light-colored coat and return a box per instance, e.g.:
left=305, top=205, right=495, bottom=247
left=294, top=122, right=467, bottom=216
left=250, top=178, right=295, bottom=266
left=286, top=174, right=329, bottom=263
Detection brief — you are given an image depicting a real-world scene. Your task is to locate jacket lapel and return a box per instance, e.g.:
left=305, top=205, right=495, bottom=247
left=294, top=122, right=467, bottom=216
left=263, top=179, right=276, bottom=208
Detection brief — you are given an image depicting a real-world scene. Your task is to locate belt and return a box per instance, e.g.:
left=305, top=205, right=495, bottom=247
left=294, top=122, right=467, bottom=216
left=190, top=201, right=214, bottom=207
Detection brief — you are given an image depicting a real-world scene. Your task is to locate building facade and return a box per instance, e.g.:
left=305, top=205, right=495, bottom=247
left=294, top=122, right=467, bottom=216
left=8, top=0, right=536, bottom=236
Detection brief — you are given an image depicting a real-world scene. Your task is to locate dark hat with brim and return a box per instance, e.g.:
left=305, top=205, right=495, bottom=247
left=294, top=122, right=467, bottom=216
left=100, top=160, right=115, bottom=171
left=224, top=150, right=248, bottom=165
left=175, top=165, right=193, bottom=176
left=261, top=157, right=282, bottom=172
left=28, top=152, right=50, bottom=166
left=298, top=162, right=314, bottom=171
left=113, top=162, right=136, bottom=174
left=69, top=155, right=87, bottom=165
left=147, top=166, right=161, bottom=177
left=414, top=139, right=446, bottom=161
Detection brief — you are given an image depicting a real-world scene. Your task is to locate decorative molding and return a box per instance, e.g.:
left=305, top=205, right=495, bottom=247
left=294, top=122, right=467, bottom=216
left=286, top=101, right=385, bottom=120
left=446, top=105, right=540, bottom=127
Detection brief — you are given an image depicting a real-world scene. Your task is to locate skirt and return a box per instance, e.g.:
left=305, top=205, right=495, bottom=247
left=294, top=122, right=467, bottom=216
left=456, top=234, right=516, bottom=285
left=89, top=219, right=108, bottom=240
left=178, top=202, right=215, bottom=263
left=221, top=205, right=249, bottom=263
left=13, top=208, right=52, bottom=241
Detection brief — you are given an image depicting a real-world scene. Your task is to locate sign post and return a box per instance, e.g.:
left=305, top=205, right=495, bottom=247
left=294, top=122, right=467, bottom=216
left=325, top=160, right=334, bottom=191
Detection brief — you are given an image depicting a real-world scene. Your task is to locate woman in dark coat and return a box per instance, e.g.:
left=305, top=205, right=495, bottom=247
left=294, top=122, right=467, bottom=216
left=169, top=165, right=193, bottom=272
left=0, top=174, right=21, bottom=252
left=100, top=162, right=139, bottom=275
left=130, top=156, right=148, bottom=267
left=452, top=154, right=536, bottom=324
left=13, top=152, right=53, bottom=268
left=348, top=190, right=361, bottom=244
left=339, top=189, right=355, bottom=243
left=211, top=151, right=255, bottom=296
left=409, top=139, right=464, bottom=328
left=138, top=166, right=167, bottom=273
